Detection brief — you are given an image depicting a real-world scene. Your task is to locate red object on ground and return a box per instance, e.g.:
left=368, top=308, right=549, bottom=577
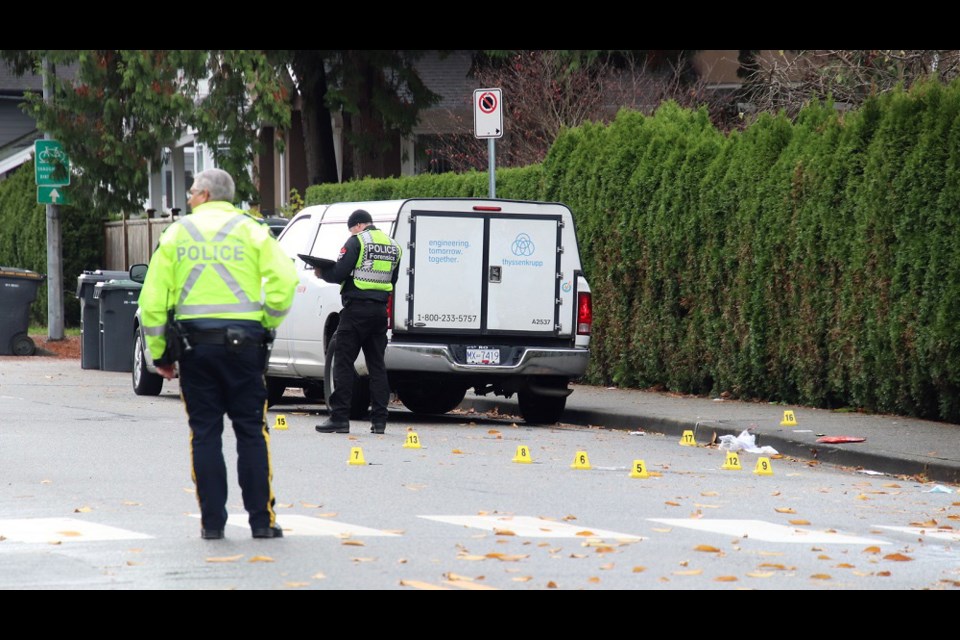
left=816, top=436, right=866, bottom=444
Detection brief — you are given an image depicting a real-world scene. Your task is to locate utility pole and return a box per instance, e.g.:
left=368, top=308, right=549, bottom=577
left=43, top=56, right=64, bottom=340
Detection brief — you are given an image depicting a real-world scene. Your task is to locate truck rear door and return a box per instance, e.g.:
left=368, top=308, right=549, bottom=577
left=403, top=206, right=562, bottom=337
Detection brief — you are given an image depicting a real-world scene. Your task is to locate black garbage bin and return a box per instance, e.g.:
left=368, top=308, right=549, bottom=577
left=0, top=267, right=46, bottom=356
left=95, top=279, right=143, bottom=372
left=76, top=270, right=129, bottom=369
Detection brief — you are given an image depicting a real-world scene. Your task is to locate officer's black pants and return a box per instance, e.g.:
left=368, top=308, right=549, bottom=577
left=329, top=301, right=389, bottom=425
left=178, top=340, right=275, bottom=532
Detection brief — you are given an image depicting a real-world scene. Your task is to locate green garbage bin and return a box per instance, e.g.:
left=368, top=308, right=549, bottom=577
left=94, top=279, right=143, bottom=372
left=76, top=270, right=129, bottom=369
left=0, top=267, right=46, bottom=356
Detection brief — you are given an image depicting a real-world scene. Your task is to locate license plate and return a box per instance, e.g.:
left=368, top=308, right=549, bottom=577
left=466, top=348, right=500, bottom=365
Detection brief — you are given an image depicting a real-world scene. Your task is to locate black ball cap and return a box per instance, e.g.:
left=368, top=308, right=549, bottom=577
left=347, top=209, right=373, bottom=228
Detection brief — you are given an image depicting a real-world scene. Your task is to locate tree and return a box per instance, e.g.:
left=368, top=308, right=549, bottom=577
left=1, top=50, right=291, bottom=214
left=420, top=50, right=718, bottom=172
left=737, top=50, right=960, bottom=117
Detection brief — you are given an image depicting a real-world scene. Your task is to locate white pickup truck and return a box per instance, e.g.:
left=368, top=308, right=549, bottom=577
left=133, top=198, right=593, bottom=424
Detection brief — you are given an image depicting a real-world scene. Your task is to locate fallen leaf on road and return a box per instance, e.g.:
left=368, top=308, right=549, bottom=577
left=547, top=581, right=558, bottom=588
left=494, top=529, right=516, bottom=536
left=300, top=501, right=321, bottom=508
left=575, top=530, right=596, bottom=537
left=400, top=580, right=446, bottom=590
left=835, top=563, right=855, bottom=569
left=443, top=573, right=474, bottom=582
left=863, top=546, right=882, bottom=554
left=249, top=556, right=274, bottom=563
left=316, top=512, right=337, bottom=518
left=206, top=555, right=244, bottom=563
left=746, top=571, right=774, bottom=578
left=695, top=545, right=721, bottom=553
left=512, top=576, right=533, bottom=582
left=759, top=563, right=788, bottom=570
left=883, top=553, right=913, bottom=561
left=910, top=519, right=937, bottom=527
left=810, top=573, right=832, bottom=580
left=789, top=519, right=811, bottom=525
left=74, top=506, right=92, bottom=513
left=715, top=576, right=738, bottom=582
left=632, top=566, right=647, bottom=573
left=342, top=540, right=365, bottom=546
left=701, top=491, right=719, bottom=496
left=452, top=449, right=464, bottom=454
left=775, top=507, right=796, bottom=514
left=351, top=557, right=376, bottom=563
left=588, top=576, right=600, bottom=583
left=673, top=569, right=703, bottom=576
left=563, top=515, right=577, bottom=521
left=285, top=582, right=309, bottom=588
left=665, top=501, right=681, bottom=507
left=485, top=553, right=527, bottom=562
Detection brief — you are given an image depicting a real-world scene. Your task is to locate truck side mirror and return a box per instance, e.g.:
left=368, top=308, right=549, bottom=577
left=129, top=263, right=148, bottom=283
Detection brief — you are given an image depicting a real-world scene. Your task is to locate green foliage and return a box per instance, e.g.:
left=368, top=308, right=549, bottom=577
left=7, top=50, right=290, bottom=215
left=0, top=161, right=103, bottom=326
left=279, top=188, right=305, bottom=218
left=304, top=79, right=960, bottom=423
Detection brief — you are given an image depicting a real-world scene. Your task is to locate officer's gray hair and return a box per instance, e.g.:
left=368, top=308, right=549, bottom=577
left=191, top=168, right=235, bottom=202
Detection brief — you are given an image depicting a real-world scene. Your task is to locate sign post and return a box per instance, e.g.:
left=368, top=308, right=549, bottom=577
left=473, top=88, right=503, bottom=198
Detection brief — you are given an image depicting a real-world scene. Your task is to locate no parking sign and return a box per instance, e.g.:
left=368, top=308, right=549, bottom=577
left=473, top=88, right=503, bottom=139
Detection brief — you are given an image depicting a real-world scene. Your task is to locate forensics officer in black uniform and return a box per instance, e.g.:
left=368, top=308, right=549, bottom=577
left=315, top=209, right=402, bottom=434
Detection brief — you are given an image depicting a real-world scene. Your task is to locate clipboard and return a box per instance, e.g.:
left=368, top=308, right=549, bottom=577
left=298, top=253, right=336, bottom=269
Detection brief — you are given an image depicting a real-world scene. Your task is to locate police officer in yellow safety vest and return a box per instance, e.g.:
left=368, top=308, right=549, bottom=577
left=314, top=209, right=402, bottom=435
left=137, top=168, right=298, bottom=541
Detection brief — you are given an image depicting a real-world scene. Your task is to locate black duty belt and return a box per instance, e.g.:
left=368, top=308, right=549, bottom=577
left=185, top=329, right=263, bottom=347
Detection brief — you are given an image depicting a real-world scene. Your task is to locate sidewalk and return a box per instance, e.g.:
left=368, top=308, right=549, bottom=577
left=459, top=384, right=960, bottom=485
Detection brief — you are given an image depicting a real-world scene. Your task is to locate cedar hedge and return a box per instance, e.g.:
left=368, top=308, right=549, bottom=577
left=306, top=81, right=960, bottom=422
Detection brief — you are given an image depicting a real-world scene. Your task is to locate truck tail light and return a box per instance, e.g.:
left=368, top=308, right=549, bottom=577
left=577, top=291, right=592, bottom=335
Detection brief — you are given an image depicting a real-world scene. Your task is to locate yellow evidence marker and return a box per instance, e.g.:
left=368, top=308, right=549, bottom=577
left=754, top=457, right=774, bottom=476
left=721, top=451, right=742, bottom=470
left=512, top=445, right=533, bottom=464
left=780, top=410, right=798, bottom=427
left=679, top=430, right=696, bottom=446
left=348, top=447, right=367, bottom=466
left=273, top=414, right=288, bottom=431
left=629, top=459, right=649, bottom=478
left=403, top=431, right=422, bottom=449
left=571, top=451, right=591, bottom=470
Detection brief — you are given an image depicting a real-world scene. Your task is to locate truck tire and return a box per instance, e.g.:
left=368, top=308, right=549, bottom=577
left=323, top=336, right=371, bottom=419
left=518, top=393, right=566, bottom=424
left=266, top=377, right=286, bottom=407
left=303, top=382, right=325, bottom=402
left=132, top=331, right=164, bottom=396
left=397, top=381, right=466, bottom=415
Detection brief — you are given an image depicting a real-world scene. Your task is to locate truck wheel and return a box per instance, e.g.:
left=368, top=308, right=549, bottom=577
left=397, top=382, right=466, bottom=415
left=324, top=336, right=371, bottom=419
left=266, top=377, right=286, bottom=407
left=132, top=331, right=163, bottom=396
left=303, top=382, right=325, bottom=402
